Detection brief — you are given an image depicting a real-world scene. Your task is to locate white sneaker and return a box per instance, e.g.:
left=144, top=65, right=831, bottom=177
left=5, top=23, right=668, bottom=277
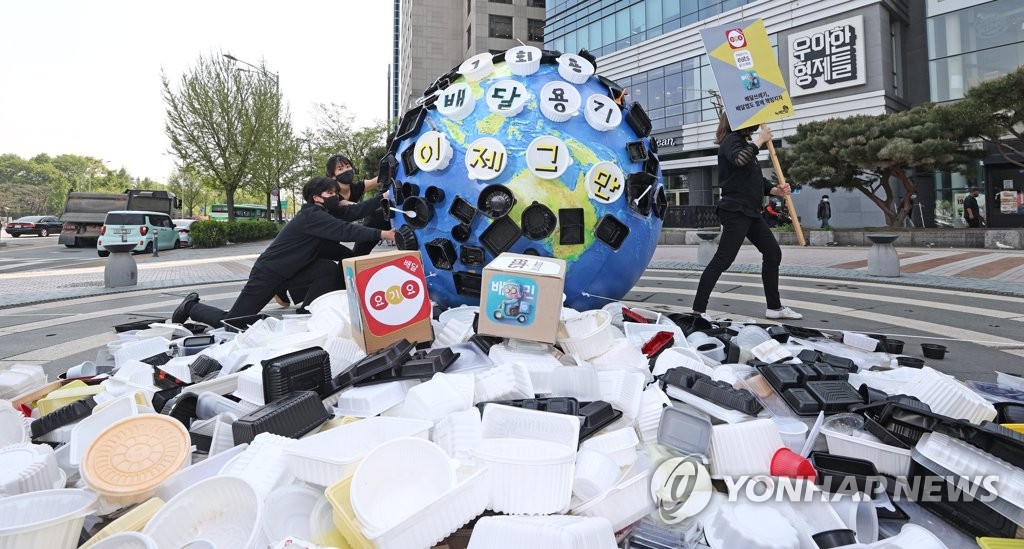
left=766, top=307, right=803, bottom=320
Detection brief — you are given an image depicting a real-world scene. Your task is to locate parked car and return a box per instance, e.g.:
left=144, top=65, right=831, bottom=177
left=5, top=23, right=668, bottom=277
left=173, top=219, right=197, bottom=247
left=96, top=211, right=180, bottom=257
left=4, top=216, right=63, bottom=237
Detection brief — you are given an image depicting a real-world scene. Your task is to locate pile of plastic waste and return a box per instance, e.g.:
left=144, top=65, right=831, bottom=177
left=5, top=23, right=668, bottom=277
left=1, top=288, right=1022, bottom=548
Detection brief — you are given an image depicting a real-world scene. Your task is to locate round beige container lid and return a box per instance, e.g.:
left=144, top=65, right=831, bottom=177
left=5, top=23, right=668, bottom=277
left=82, top=415, right=190, bottom=496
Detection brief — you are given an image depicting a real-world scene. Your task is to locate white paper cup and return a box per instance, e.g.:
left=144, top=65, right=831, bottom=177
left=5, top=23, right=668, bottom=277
left=66, top=361, right=96, bottom=379
left=573, top=449, right=621, bottom=501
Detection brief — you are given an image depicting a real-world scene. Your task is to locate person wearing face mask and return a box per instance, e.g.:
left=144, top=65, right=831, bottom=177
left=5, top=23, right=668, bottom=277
left=170, top=176, right=396, bottom=328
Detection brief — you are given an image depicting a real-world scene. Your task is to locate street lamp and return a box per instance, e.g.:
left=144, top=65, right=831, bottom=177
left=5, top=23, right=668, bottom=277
left=223, top=53, right=279, bottom=92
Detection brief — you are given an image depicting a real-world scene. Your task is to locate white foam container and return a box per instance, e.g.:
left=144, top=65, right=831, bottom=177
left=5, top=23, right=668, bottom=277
left=624, top=322, right=686, bottom=352
left=664, top=385, right=750, bottom=424
left=157, top=356, right=193, bottom=383
left=598, top=370, right=645, bottom=422
left=558, top=310, right=616, bottom=360
left=432, top=408, right=483, bottom=463
left=207, top=414, right=235, bottom=456
left=820, top=414, right=912, bottom=477
left=481, top=404, right=580, bottom=448
left=284, top=416, right=432, bottom=487
left=590, top=339, right=649, bottom=371
left=549, top=366, right=602, bottom=401
left=233, top=365, right=266, bottom=405
left=0, top=400, right=28, bottom=447
left=488, top=345, right=563, bottom=383
left=571, top=460, right=654, bottom=532
left=709, top=418, right=784, bottom=477
left=0, top=366, right=47, bottom=401
left=903, top=367, right=996, bottom=423
left=400, top=373, right=471, bottom=422
left=636, top=385, right=671, bottom=443
left=261, top=484, right=321, bottom=543
left=88, top=532, right=159, bottom=549
left=871, top=523, right=949, bottom=548
left=195, top=392, right=258, bottom=420
left=703, top=500, right=802, bottom=549
left=439, top=305, right=477, bottom=326
left=322, top=337, right=367, bottom=378
left=143, top=476, right=263, bottom=549
left=433, top=318, right=474, bottom=348
left=751, top=339, right=792, bottom=363
left=351, top=438, right=456, bottom=532
left=843, top=331, right=881, bottom=352
left=335, top=380, right=419, bottom=418
left=472, top=438, right=576, bottom=515
left=114, top=337, right=170, bottom=367
left=917, top=431, right=1024, bottom=509
left=473, top=363, right=535, bottom=403
left=652, top=346, right=713, bottom=377
left=468, top=515, right=618, bottom=549
left=685, top=332, right=727, bottom=363
left=364, top=466, right=489, bottom=549
left=220, top=433, right=296, bottom=500
left=155, top=443, right=248, bottom=503
left=573, top=449, right=621, bottom=501
left=0, top=443, right=65, bottom=497
left=580, top=427, right=639, bottom=467
left=0, top=488, right=97, bottom=549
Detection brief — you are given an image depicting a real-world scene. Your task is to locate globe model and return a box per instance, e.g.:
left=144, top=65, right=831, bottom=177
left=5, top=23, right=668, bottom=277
left=384, top=48, right=666, bottom=311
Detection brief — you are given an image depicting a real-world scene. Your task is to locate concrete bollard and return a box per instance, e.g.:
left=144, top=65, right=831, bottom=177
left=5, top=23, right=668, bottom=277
left=103, top=244, right=139, bottom=288
left=866, top=233, right=900, bottom=277
left=696, top=231, right=720, bottom=267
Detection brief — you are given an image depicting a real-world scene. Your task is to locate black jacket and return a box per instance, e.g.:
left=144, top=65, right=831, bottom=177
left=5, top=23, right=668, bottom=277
left=254, top=202, right=382, bottom=279
left=717, top=132, right=773, bottom=218
left=963, top=194, right=980, bottom=219
left=817, top=200, right=832, bottom=219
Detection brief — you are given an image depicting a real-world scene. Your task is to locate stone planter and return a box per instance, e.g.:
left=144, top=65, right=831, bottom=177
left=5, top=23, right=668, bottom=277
left=809, top=230, right=834, bottom=246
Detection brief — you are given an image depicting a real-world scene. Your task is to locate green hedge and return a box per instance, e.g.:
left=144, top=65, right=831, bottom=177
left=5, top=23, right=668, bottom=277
left=190, top=220, right=279, bottom=248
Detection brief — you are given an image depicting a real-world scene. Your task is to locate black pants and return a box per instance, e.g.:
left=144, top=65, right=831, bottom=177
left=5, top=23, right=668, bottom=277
left=966, top=216, right=981, bottom=228
left=190, top=260, right=343, bottom=327
left=352, top=207, right=391, bottom=256
left=278, top=240, right=356, bottom=305
left=692, top=208, right=783, bottom=313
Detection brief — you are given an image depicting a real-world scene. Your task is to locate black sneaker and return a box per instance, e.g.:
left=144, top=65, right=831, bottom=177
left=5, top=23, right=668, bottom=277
left=172, top=292, right=200, bottom=324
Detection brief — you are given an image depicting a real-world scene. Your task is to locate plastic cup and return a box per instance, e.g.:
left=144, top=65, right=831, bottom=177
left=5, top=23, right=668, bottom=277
left=261, top=485, right=320, bottom=543
left=573, top=449, right=621, bottom=501
left=769, top=448, right=816, bottom=480
left=65, top=361, right=96, bottom=379
left=772, top=417, right=808, bottom=454
left=829, top=494, right=878, bottom=543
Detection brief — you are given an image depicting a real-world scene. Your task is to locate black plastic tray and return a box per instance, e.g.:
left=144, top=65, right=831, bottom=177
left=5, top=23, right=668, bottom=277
left=394, top=225, right=419, bottom=251
left=460, top=245, right=485, bottom=267
left=30, top=397, right=97, bottom=438
left=470, top=334, right=502, bottom=354
left=579, top=400, right=622, bottom=442
left=262, top=347, right=333, bottom=402
left=810, top=452, right=879, bottom=495
left=222, top=313, right=270, bottom=333
left=477, top=397, right=580, bottom=416
left=334, top=339, right=414, bottom=390
left=558, top=208, right=584, bottom=245
left=758, top=363, right=860, bottom=416
left=354, top=348, right=459, bottom=385
left=594, top=214, right=629, bottom=250
left=689, top=378, right=763, bottom=415
left=449, top=196, right=477, bottom=225
left=479, top=215, right=521, bottom=257
left=189, top=355, right=223, bottom=380
left=907, top=456, right=1017, bottom=538
left=453, top=271, right=482, bottom=297
left=232, top=391, right=330, bottom=444
left=168, top=392, right=199, bottom=428
left=425, top=238, right=457, bottom=270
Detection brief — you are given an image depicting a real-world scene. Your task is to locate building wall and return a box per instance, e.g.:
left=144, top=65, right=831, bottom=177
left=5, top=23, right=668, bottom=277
left=396, top=0, right=545, bottom=118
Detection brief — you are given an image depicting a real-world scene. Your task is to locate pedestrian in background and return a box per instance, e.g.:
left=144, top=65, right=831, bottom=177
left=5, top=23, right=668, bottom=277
left=691, top=114, right=803, bottom=321
left=817, top=195, right=832, bottom=228
left=963, top=187, right=982, bottom=228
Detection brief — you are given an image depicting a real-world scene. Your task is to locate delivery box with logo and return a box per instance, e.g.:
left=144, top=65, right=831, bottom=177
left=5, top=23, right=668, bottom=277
left=477, top=253, right=566, bottom=344
left=342, top=250, right=434, bottom=353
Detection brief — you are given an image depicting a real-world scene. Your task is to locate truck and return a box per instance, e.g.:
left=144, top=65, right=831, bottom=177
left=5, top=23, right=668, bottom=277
left=58, top=189, right=181, bottom=248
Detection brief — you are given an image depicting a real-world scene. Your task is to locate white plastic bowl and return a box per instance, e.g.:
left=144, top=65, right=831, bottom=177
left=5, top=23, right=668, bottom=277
left=0, top=401, right=29, bottom=449
left=88, top=532, right=159, bottom=549
left=143, top=476, right=262, bottom=549
left=573, top=449, right=621, bottom=501
left=261, top=484, right=321, bottom=543
left=350, top=437, right=456, bottom=532
left=0, top=443, right=65, bottom=497
left=0, top=488, right=98, bottom=549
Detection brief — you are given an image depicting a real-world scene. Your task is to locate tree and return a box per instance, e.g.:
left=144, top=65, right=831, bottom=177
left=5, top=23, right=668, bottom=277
left=162, top=52, right=279, bottom=221
left=249, top=95, right=301, bottom=221
left=167, top=166, right=207, bottom=217
left=940, top=67, right=1024, bottom=169
left=298, top=103, right=388, bottom=180
left=779, top=104, right=978, bottom=227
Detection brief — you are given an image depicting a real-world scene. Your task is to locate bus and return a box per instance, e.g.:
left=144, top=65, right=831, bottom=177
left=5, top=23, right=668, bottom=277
left=209, top=204, right=269, bottom=222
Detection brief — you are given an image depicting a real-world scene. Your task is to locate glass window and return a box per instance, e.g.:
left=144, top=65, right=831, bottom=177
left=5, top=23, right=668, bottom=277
left=631, top=81, right=647, bottom=106
left=489, top=0, right=512, bottom=3
left=602, top=15, right=615, bottom=47
left=489, top=15, right=513, bottom=39
left=664, top=0, right=680, bottom=20
left=615, top=10, right=629, bottom=41
left=529, top=19, right=545, bottom=42
left=664, top=71, right=682, bottom=105
left=630, top=3, right=646, bottom=34
left=565, top=29, right=577, bottom=53
left=647, top=0, right=662, bottom=30
left=679, top=10, right=698, bottom=28
left=664, top=18, right=681, bottom=33
left=681, top=0, right=698, bottom=16
left=682, top=68, right=699, bottom=101
left=577, top=25, right=589, bottom=50
left=683, top=100, right=701, bottom=125
left=527, top=0, right=545, bottom=7
left=589, top=20, right=601, bottom=48
left=648, top=77, right=665, bottom=110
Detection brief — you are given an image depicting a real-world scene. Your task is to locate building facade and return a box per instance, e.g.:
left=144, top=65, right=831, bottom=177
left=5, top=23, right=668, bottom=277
left=394, top=0, right=547, bottom=120
left=926, top=0, right=1024, bottom=228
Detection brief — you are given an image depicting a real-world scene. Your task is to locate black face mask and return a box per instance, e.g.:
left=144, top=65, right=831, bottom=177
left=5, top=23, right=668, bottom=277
left=322, top=195, right=342, bottom=212
left=336, top=170, right=354, bottom=185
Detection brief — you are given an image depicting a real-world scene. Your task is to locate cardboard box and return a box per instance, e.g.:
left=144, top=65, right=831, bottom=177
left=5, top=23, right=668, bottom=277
left=477, top=253, right=566, bottom=344
left=342, top=250, right=434, bottom=353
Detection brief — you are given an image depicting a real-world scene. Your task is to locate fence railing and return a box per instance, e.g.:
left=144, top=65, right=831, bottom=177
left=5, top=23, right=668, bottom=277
left=663, top=206, right=719, bottom=228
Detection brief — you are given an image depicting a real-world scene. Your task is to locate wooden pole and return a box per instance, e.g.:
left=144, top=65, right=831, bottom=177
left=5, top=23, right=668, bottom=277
left=766, top=140, right=806, bottom=246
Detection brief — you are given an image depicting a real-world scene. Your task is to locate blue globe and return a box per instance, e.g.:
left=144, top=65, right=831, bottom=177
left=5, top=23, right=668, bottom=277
left=385, top=50, right=665, bottom=311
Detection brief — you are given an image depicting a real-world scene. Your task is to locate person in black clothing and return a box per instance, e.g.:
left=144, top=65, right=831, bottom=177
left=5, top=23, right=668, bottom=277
left=691, top=115, right=803, bottom=321
left=274, top=154, right=389, bottom=307
left=817, top=195, right=832, bottom=228
left=172, top=176, right=396, bottom=328
left=963, top=187, right=982, bottom=228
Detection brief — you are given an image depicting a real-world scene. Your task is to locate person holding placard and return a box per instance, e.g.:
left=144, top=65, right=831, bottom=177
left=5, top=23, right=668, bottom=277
left=691, top=114, right=803, bottom=321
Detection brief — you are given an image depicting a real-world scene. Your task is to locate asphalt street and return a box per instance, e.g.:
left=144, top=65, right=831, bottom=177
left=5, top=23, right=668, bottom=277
left=1, top=237, right=1022, bottom=383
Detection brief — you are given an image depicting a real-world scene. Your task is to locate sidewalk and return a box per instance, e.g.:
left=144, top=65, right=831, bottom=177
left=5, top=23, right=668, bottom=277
left=2, top=242, right=1023, bottom=308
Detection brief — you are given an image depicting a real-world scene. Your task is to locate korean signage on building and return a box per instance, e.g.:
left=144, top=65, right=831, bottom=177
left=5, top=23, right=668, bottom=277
left=787, top=15, right=867, bottom=97
left=699, top=19, right=795, bottom=130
